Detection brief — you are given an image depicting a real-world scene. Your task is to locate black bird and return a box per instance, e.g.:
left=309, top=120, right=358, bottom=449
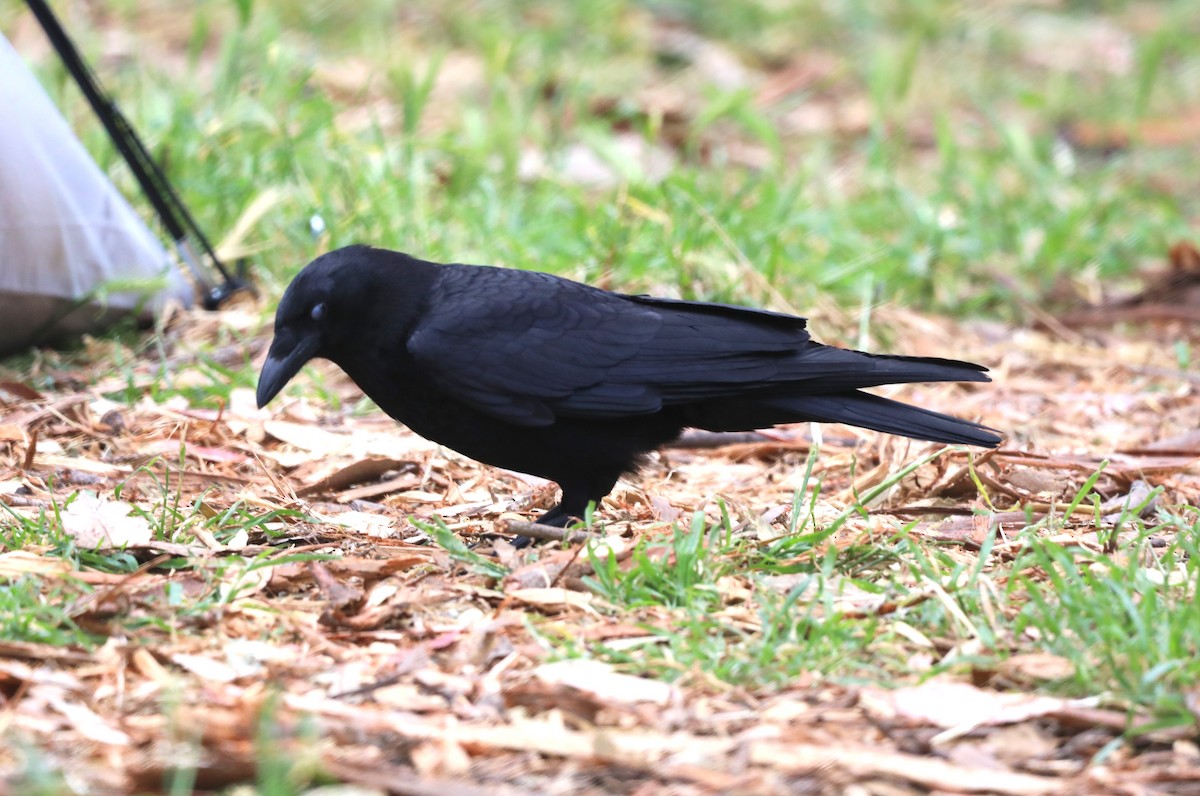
left=257, top=246, right=1001, bottom=527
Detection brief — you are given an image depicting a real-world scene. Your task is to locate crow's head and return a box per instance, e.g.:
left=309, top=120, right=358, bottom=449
left=256, top=245, right=374, bottom=408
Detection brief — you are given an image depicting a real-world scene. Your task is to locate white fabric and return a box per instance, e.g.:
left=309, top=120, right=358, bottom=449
left=0, top=33, right=192, bottom=354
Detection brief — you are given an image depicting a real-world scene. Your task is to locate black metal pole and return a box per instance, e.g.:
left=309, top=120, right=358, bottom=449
left=23, top=0, right=247, bottom=309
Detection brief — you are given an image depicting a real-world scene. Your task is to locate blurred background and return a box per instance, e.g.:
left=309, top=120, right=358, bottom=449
left=3, top=0, right=1198, bottom=322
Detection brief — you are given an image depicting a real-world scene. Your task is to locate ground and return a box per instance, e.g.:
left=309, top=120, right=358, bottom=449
left=1, top=1, right=1199, bottom=794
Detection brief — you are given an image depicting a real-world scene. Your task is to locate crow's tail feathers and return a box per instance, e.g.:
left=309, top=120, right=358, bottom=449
left=786, top=391, right=1002, bottom=447
left=790, top=347, right=993, bottom=392
left=688, top=389, right=1002, bottom=447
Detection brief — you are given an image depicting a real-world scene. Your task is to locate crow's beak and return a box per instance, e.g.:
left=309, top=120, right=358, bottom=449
left=256, top=333, right=320, bottom=408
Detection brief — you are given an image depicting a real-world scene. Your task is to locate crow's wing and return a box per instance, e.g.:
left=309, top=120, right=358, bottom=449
left=408, top=265, right=989, bottom=427
left=407, top=266, right=662, bottom=426
left=406, top=265, right=815, bottom=427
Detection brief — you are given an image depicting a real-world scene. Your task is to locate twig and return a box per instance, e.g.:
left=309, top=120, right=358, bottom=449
left=21, top=427, right=38, bottom=471
left=500, top=520, right=597, bottom=544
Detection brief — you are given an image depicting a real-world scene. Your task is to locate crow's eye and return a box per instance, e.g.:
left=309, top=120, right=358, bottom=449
left=310, top=303, right=327, bottom=322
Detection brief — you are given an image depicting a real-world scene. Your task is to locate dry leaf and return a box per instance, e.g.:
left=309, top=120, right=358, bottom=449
left=139, top=439, right=249, bottom=464
left=319, top=510, right=397, bottom=537
left=264, top=420, right=353, bottom=456
left=507, top=587, right=601, bottom=614
left=60, top=492, right=152, bottom=547
left=979, top=722, right=1061, bottom=765
left=997, top=653, right=1077, bottom=684
left=0, top=423, right=27, bottom=442
left=170, top=653, right=241, bottom=683
left=533, top=659, right=678, bottom=707
left=0, top=381, right=44, bottom=400
left=47, top=693, right=132, bottom=746
left=0, top=549, right=73, bottom=579
left=751, top=741, right=1066, bottom=794
left=297, top=457, right=414, bottom=496
left=861, top=680, right=1099, bottom=742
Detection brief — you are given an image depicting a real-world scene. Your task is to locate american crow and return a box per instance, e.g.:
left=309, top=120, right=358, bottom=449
left=257, top=245, right=1001, bottom=526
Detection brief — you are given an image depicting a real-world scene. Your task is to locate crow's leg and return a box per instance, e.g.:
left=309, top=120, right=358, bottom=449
left=509, top=494, right=580, bottom=548
left=535, top=502, right=577, bottom=528
left=545, top=477, right=615, bottom=526
left=510, top=479, right=613, bottom=546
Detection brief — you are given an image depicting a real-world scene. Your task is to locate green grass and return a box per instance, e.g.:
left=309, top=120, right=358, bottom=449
left=0, top=576, right=95, bottom=647
left=4, top=0, right=1197, bottom=317
left=526, top=464, right=1200, bottom=729
left=0, top=465, right=309, bottom=649
left=2, top=2, right=1199, bottom=780
left=1014, top=515, right=1200, bottom=730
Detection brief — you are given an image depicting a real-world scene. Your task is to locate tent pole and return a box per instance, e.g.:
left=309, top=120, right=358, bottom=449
left=23, top=0, right=250, bottom=310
